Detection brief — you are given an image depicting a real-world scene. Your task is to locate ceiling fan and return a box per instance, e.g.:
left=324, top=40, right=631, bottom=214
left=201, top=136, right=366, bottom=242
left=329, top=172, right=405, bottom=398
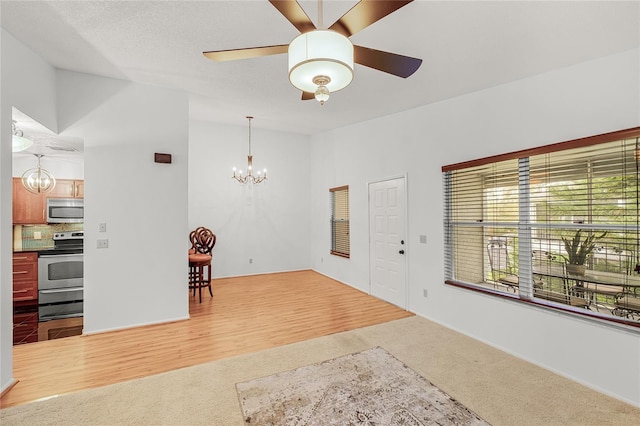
left=203, top=0, right=422, bottom=105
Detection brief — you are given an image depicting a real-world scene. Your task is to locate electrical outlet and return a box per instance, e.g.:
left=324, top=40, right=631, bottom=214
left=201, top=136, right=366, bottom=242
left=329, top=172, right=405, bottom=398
left=423, top=289, right=428, bottom=298
left=97, top=239, right=109, bottom=249
left=420, top=235, right=427, bottom=244
left=33, top=231, right=42, bottom=240
left=249, top=258, right=253, bottom=264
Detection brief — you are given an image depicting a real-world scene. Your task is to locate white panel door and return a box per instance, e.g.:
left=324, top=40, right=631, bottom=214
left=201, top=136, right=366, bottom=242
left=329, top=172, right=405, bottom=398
left=369, top=177, right=406, bottom=308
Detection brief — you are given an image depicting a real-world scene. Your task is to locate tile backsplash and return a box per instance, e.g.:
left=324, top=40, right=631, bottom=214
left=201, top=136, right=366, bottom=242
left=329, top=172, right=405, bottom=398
left=14, top=223, right=84, bottom=251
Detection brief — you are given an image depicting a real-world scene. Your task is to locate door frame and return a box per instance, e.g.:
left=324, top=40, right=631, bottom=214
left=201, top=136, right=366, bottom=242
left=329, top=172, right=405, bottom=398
left=367, top=174, right=409, bottom=310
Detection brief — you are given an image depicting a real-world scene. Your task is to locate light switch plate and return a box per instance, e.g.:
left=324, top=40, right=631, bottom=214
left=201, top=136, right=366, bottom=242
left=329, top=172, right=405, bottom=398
left=97, top=239, right=109, bottom=249
left=99, top=223, right=107, bottom=232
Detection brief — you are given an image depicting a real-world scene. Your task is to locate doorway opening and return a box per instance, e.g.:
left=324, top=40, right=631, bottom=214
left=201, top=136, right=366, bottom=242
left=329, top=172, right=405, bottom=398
left=11, top=107, right=85, bottom=345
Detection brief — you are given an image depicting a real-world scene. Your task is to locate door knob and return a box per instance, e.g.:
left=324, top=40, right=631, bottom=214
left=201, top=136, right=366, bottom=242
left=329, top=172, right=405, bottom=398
left=399, top=250, right=405, bottom=255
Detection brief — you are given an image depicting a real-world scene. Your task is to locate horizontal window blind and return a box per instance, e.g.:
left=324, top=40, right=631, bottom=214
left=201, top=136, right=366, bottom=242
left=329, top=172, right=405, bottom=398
left=529, top=138, right=639, bottom=276
left=330, top=186, right=350, bottom=258
left=445, top=158, right=520, bottom=287
left=443, top=127, right=640, bottom=326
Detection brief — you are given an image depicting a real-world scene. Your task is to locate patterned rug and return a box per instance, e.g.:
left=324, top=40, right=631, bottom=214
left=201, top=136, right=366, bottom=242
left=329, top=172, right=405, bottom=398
left=236, top=347, right=489, bottom=425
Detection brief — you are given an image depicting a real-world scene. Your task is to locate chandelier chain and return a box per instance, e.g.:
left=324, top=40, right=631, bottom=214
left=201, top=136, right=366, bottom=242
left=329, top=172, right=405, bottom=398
left=248, top=116, right=252, bottom=156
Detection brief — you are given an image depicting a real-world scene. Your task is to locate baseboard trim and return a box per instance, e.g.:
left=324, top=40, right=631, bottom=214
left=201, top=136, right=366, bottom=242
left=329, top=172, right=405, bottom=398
left=1, top=379, right=19, bottom=399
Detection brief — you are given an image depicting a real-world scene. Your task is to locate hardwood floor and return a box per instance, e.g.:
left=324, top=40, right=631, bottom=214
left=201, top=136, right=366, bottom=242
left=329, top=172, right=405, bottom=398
left=1, top=270, right=413, bottom=408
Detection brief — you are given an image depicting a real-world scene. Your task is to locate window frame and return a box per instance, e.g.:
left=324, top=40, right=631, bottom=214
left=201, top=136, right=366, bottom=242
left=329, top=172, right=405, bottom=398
left=330, top=185, right=350, bottom=258
left=442, top=127, right=640, bottom=329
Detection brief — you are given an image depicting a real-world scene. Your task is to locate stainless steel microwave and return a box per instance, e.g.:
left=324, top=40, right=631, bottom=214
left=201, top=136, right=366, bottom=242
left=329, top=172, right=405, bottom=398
left=46, top=198, right=84, bottom=223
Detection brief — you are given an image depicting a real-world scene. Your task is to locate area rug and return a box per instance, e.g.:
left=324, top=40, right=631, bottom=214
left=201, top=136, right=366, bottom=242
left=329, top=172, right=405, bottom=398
left=236, top=346, right=489, bottom=425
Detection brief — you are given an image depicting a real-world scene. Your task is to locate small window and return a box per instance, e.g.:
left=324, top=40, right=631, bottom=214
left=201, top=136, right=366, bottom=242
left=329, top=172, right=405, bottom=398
left=330, top=185, right=350, bottom=258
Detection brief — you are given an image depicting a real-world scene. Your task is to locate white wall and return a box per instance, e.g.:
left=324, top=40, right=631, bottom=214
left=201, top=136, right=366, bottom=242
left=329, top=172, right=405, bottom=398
left=189, top=120, right=310, bottom=277
left=56, top=70, right=190, bottom=334
left=310, top=49, right=640, bottom=406
left=1, top=29, right=58, bottom=395
left=12, top=154, right=83, bottom=180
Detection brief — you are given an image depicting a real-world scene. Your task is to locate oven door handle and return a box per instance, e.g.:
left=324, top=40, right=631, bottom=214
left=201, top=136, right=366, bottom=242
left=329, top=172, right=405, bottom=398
left=39, top=254, right=83, bottom=259
left=40, top=287, right=84, bottom=294
left=40, top=313, right=82, bottom=321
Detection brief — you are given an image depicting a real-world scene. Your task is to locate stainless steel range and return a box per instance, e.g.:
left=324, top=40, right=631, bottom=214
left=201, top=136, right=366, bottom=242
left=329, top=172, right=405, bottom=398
left=38, top=231, right=84, bottom=321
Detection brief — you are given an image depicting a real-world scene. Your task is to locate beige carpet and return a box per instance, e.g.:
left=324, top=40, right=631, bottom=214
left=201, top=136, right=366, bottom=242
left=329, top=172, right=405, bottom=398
left=1, top=316, right=638, bottom=425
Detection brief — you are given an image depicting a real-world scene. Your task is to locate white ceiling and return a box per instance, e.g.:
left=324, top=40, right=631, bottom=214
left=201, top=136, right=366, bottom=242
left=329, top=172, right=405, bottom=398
left=2, top=1, right=638, bottom=135
left=12, top=107, right=84, bottom=160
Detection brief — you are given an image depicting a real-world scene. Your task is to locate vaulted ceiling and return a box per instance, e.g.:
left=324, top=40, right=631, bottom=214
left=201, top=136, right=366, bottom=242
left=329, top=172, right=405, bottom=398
left=2, top=1, right=638, bottom=135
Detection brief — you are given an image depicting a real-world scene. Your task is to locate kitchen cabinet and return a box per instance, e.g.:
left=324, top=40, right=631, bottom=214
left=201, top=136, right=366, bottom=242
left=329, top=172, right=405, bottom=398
left=13, top=252, right=39, bottom=344
left=12, top=178, right=84, bottom=224
left=13, top=252, right=38, bottom=303
left=12, top=178, right=46, bottom=224
left=49, top=179, right=84, bottom=198
left=13, top=310, right=39, bottom=345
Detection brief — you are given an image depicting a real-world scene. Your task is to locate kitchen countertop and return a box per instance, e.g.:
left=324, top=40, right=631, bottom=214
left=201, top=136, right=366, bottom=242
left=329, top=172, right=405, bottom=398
left=14, top=247, right=83, bottom=255
left=14, top=247, right=52, bottom=253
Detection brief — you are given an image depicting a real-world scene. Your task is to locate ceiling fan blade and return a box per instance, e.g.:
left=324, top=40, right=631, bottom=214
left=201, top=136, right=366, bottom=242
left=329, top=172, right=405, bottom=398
left=354, top=45, right=422, bottom=78
left=203, top=45, right=288, bottom=62
left=329, top=0, right=413, bottom=38
left=301, top=91, right=315, bottom=101
left=269, top=0, right=316, bottom=34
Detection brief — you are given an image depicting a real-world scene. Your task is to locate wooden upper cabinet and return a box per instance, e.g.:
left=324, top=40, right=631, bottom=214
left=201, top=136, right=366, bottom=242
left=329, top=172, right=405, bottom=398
left=12, top=178, right=46, bottom=224
left=12, top=178, right=84, bottom=224
left=74, top=180, right=84, bottom=198
left=49, top=179, right=84, bottom=198
left=48, top=179, right=75, bottom=198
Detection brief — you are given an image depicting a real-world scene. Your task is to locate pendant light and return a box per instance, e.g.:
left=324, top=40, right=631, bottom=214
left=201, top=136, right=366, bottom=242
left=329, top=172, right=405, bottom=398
left=21, top=154, right=56, bottom=194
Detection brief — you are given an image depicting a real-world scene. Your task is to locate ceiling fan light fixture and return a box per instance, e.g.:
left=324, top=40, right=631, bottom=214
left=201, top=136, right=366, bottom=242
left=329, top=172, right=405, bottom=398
left=313, top=76, right=330, bottom=105
left=288, top=30, right=353, bottom=95
left=12, top=120, right=33, bottom=152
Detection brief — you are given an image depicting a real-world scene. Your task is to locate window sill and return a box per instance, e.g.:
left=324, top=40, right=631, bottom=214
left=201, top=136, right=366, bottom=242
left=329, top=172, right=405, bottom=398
left=330, top=251, right=350, bottom=259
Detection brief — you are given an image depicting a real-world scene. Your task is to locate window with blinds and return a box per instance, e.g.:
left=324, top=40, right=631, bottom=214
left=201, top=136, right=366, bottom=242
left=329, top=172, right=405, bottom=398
left=443, top=128, right=640, bottom=327
left=330, top=185, right=350, bottom=258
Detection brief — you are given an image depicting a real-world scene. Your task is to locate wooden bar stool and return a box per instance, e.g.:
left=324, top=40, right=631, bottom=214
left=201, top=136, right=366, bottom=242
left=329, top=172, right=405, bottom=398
left=188, top=227, right=216, bottom=302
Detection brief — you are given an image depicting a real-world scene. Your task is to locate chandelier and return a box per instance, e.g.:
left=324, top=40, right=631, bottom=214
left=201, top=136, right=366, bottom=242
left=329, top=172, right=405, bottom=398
left=232, top=116, right=267, bottom=184
left=12, top=120, right=34, bottom=152
left=22, top=154, right=56, bottom=194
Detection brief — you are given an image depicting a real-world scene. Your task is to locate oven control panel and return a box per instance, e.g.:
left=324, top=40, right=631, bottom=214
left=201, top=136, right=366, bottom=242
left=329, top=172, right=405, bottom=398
left=53, top=232, right=84, bottom=241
